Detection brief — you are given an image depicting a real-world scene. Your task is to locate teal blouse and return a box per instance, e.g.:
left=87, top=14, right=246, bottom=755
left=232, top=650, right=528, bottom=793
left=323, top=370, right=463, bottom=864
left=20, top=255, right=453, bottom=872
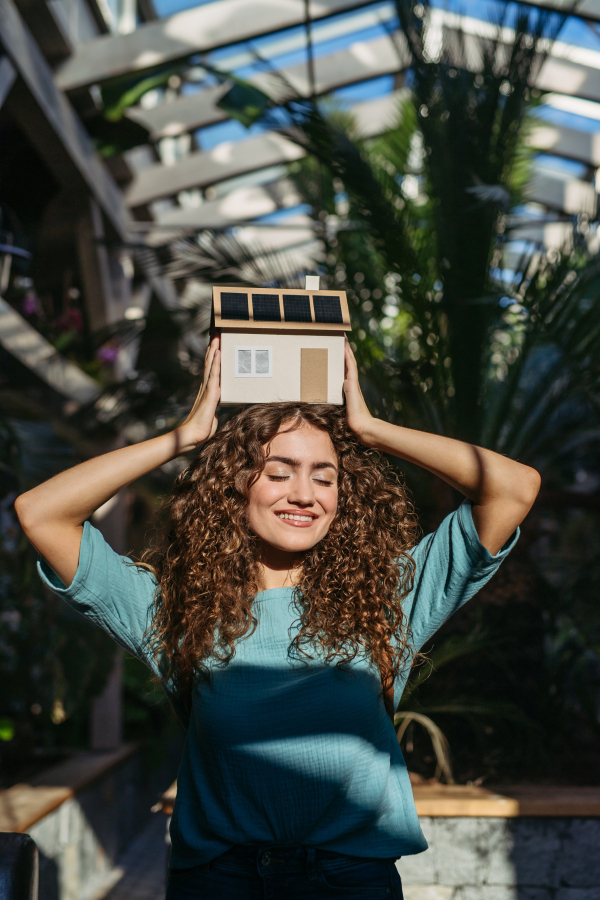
left=38, top=500, right=517, bottom=867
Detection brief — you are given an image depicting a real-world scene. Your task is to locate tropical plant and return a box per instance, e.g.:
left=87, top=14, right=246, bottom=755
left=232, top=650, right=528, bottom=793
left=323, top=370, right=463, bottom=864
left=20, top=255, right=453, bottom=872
left=0, top=418, right=117, bottom=782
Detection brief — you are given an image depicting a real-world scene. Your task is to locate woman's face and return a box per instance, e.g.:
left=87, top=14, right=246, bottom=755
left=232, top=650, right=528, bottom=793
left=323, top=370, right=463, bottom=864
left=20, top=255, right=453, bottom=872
left=246, top=422, right=339, bottom=554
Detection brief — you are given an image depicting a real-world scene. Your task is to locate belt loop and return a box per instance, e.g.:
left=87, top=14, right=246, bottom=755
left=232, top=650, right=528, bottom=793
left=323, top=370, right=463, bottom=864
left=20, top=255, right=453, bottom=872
left=306, top=846, right=317, bottom=882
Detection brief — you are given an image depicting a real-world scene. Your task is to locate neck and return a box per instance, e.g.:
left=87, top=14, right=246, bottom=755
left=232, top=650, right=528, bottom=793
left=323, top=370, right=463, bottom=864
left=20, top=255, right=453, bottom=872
left=257, top=541, right=304, bottom=591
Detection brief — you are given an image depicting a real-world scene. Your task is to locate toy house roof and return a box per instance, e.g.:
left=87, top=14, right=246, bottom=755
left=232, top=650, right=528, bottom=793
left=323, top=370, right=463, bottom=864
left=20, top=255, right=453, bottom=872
left=212, top=286, right=351, bottom=332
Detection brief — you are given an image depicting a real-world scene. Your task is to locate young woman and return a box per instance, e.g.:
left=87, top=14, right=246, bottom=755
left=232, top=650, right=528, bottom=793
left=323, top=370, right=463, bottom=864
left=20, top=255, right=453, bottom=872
left=15, top=337, right=540, bottom=900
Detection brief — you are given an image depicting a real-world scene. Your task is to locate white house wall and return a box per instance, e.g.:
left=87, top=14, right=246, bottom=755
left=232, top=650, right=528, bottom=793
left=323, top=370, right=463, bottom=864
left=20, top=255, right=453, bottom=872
left=220, top=332, right=345, bottom=405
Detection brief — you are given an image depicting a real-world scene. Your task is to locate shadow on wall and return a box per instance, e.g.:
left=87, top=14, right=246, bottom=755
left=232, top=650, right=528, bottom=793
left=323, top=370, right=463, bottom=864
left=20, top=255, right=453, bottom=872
left=23, top=737, right=183, bottom=900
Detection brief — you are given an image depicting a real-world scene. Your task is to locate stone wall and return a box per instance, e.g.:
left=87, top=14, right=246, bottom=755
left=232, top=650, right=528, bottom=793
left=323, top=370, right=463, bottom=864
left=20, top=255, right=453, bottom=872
left=396, top=817, right=600, bottom=900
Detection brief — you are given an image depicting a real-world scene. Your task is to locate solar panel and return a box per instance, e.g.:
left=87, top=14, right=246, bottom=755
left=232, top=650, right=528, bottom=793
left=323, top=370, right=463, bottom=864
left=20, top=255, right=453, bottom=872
left=283, top=294, right=312, bottom=323
left=252, top=294, right=281, bottom=322
left=220, top=292, right=249, bottom=320
left=313, top=295, right=343, bottom=324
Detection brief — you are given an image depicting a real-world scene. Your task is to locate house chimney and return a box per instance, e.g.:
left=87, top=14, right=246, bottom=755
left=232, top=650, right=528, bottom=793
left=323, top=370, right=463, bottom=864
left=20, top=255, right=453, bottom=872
left=305, top=275, right=320, bottom=290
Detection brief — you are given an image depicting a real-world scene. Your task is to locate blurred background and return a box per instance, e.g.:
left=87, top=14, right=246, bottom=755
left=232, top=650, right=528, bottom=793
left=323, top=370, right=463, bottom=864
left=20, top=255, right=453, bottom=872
left=1, top=0, right=600, bottom=895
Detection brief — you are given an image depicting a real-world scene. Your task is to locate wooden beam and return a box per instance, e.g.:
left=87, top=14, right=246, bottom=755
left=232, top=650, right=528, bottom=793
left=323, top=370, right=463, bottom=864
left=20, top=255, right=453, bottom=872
left=125, top=131, right=305, bottom=208
left=527, top=170, right=597, bottom=217
left=0, top=0, right=129, bottom=240
left=54, top=0, right=370, bottom=92
left=0, top=297, right=99, bottom=404
left=130, top=34, right=404, bottom=140
left=0, top=52, right=16, bottom=109
left=143, top=179, right=302, bottom=245
left=126, top=90, right=406, bottom=208
left=528, top=123, right=600, bottom=167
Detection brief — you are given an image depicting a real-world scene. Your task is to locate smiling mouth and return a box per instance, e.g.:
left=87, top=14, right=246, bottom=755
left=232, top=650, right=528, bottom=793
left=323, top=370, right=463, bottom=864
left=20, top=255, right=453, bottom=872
left=275, top=512, right=317, bottom=526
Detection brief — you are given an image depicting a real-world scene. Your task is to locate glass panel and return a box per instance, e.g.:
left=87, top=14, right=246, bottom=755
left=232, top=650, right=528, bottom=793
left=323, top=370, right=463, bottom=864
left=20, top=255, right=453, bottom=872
left=252, top=294, right=281, bottom=322
left=221, top=292, right=249, bottom=320
left=313, top=295, right=343, bottom=324
left=283, top=294, right=312, bottom=322
left=237, top=349, right=252, bottom=374
left=255, top=349, right=270, bottom=374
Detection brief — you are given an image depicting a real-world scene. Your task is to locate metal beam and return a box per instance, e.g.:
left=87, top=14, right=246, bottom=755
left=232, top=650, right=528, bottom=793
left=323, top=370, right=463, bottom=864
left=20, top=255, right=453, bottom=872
left=0, top=0, right=129, bottom=239
left=54, top=0, right=370, bottom=92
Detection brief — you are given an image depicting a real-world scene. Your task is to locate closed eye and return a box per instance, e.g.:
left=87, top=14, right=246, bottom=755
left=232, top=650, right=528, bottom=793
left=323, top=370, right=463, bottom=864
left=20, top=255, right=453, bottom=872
left=268, top=475, right=290, bottom=482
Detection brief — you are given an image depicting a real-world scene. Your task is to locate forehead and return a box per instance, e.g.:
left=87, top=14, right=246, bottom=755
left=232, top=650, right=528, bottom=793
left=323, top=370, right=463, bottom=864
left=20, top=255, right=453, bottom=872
left=265, top=423, right=337, bottom=463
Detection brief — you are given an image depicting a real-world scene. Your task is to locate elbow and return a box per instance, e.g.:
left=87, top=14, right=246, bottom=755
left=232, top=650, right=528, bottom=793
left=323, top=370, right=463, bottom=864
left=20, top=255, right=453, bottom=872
left=517, top=466, right=541, bottom=511
left=14, top=491, right=37, bottom=536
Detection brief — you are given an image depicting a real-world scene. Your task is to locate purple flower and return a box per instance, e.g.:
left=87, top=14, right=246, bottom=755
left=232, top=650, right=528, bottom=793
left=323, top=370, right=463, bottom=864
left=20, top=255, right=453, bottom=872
left=97, top=345, right=119, bottom=363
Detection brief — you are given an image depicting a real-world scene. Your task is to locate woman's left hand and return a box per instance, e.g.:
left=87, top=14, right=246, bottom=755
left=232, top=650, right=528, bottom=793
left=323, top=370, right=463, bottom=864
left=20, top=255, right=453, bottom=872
left=344, top=337, right=376, bottom=444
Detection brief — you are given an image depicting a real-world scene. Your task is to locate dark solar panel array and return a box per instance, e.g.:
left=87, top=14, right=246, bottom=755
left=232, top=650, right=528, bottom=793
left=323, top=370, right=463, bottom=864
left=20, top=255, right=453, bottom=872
left=218, top=291, right=345, bottom=325
left=252, top=293, right=281, bottom=322
left=313, top=295, right=344, bottom=324
left=283, top=294, right=312, bottom=322
left=220, top=292, right=249, bottom=320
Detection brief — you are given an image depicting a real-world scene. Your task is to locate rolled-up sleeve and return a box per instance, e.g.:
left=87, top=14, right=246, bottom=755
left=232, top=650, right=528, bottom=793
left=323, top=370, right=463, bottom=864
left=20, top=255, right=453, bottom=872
left=402, top=500, right=519, bottom=653
left=37, top=520, right=159, bottom=671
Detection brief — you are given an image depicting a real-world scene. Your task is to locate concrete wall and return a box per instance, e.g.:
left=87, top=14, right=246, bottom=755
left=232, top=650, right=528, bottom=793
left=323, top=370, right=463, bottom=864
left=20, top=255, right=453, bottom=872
left=396, top=816, right=600, bottom=900
left=27, top=746, right=180, bottom=900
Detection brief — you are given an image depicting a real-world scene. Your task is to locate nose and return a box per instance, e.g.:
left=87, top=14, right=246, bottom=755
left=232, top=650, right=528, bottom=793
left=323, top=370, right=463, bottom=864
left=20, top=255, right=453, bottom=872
left=287, top=472, right=316, bottom=507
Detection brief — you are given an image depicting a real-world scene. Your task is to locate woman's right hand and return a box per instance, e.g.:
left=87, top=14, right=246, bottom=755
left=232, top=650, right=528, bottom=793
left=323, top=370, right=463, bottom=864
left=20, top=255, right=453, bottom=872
left=176, top=336, right=221, bottom=451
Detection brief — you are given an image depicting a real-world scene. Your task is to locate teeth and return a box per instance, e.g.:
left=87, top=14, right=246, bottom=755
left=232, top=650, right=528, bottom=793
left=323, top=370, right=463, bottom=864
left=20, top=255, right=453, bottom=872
left=277, top=513, right=314, bottom=522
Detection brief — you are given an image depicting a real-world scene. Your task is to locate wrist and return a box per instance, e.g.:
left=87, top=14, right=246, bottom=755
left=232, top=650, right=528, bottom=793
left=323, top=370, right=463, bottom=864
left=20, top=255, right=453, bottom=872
left=352, top=415, right=381, bottom=447
left=172, top=424, right=208, bottom=455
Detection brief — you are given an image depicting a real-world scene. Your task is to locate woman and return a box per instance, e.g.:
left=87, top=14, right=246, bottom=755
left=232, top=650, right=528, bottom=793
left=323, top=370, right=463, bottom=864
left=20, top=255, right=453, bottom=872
left=15, top=337, right=540, bottom=899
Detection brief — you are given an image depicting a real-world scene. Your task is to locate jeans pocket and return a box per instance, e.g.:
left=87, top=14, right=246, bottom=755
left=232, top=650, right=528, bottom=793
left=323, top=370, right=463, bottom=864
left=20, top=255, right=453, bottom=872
left=318, top=858, right=399, bottom=897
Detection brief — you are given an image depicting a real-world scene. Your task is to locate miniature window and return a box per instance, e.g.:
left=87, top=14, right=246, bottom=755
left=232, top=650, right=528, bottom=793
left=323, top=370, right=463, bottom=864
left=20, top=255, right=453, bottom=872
left=221, top=292, right=249, bottom=320
left=313, top=295, right=343, bottom=324
left=235, top=347, right=273, bottom=377
left=283, top=294, right=312, bottom=322
left=252, top=294, right=281, bottom=322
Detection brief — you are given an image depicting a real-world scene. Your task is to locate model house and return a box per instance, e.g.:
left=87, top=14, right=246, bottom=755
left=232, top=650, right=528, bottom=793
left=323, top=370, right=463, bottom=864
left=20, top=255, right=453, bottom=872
left=212, top=280, right=351, bottom=405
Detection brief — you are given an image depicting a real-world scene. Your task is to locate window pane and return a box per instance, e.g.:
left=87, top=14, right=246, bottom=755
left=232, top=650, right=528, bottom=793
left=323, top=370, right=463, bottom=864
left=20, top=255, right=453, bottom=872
left=255, top=349, right=270, bottom=374
left=237, top=349, right=252, bottom=374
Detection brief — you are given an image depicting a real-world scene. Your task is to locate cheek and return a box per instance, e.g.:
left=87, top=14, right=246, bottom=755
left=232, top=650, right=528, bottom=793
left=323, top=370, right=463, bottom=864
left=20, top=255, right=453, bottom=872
left=248, top=481, right=281, bottom=517
left=318, top=488, right=339, bottom=518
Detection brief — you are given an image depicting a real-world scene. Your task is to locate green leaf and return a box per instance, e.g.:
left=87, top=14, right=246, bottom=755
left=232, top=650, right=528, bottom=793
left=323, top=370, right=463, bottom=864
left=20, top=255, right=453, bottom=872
left=86, top=116, right=151, bottom=158
left=216, top=80, right=272, bottom=127
left=101, top=65, right=181, bottom=121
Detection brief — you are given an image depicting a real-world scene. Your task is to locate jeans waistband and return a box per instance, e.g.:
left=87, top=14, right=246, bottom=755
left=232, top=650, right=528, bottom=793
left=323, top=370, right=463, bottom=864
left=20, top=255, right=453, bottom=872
left=221, top=844, right=395, bottom=864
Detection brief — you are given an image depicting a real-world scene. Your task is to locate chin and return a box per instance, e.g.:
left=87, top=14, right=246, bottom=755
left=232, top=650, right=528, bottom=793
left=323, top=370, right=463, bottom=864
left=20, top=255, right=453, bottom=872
left=265, top=529, right=325, bottom=553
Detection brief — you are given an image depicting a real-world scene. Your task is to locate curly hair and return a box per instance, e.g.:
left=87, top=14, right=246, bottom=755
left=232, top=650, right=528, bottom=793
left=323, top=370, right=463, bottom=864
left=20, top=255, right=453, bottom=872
left=141, top=403, right=420, bottom=703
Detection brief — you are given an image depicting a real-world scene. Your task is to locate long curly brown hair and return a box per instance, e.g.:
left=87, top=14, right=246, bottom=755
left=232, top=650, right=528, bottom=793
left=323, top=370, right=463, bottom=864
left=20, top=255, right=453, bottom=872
left=142, top=403, right=420, bottom=701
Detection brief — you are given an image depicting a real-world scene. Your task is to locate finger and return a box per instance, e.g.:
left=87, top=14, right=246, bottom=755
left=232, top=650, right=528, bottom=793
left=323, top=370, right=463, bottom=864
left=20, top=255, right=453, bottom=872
left=205, top=349, right=221, bottom=397
left=201, top=340, right=218, bottom=391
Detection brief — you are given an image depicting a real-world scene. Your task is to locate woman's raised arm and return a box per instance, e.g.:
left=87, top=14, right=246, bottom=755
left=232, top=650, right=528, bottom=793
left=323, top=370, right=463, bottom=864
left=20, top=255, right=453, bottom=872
left=343, top=339, right=540, bottom=555
left=15, top=339, right=221, bottom=587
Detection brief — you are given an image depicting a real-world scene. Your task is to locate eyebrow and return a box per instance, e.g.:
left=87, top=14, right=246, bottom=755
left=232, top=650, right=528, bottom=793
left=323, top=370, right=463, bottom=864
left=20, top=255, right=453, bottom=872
left=266, top=455, right=338, bottom=472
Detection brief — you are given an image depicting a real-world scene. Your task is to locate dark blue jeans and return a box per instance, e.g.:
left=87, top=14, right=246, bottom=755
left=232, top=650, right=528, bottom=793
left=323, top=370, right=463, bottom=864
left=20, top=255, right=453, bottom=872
left=166, top=844, right=404, bottom=899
